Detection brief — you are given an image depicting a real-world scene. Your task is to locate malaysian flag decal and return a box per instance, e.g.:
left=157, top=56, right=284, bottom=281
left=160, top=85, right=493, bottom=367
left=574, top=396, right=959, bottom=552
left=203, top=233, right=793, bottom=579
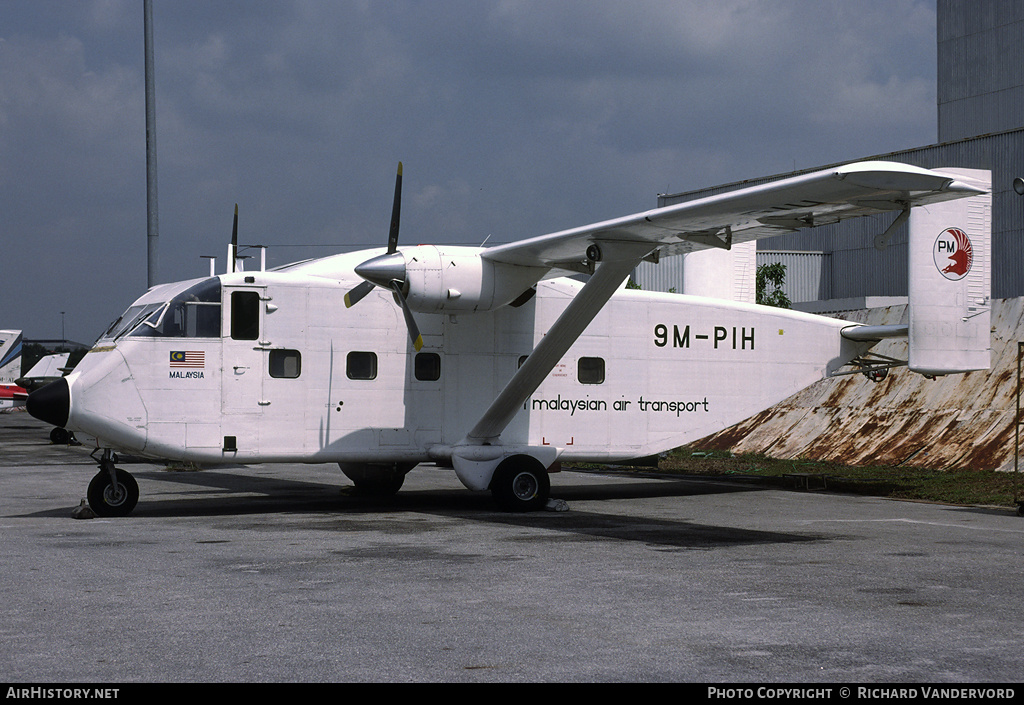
left=170, top=351, right=205, bottom=368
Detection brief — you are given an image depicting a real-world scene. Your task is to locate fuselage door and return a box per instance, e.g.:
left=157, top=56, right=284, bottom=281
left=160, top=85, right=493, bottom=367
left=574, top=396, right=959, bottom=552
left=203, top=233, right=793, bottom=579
left=221, top=286, right=267, bottom=434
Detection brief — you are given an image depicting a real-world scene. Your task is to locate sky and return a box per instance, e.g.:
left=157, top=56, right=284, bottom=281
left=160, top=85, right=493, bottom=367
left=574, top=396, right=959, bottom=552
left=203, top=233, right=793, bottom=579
left=2, top=0, right=939, bottom=345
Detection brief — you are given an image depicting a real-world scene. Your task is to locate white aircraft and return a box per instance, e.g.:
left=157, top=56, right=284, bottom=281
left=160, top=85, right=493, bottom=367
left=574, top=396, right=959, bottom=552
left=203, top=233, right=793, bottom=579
left=26, top=161, right=992, bottom=517
left=0, top=330, right=25, bottom=409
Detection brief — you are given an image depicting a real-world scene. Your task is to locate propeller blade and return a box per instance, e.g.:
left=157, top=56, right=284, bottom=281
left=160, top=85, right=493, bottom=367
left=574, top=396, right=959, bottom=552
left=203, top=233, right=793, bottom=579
left=344, top=280, right=375, bottom=308
left=346, top=163, right=404, bottom=309
left=387, top=162, right=402, bottom=254
left=390, top=281, right=423, bottom=352
left=231, top=204, right=238, bottom=273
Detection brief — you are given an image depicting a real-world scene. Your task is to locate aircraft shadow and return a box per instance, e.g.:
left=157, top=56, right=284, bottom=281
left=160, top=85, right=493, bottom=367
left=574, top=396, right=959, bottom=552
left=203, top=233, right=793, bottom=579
left=138, top=468, right=766, bottom=516
left=21, top=469, right=822, bottom=550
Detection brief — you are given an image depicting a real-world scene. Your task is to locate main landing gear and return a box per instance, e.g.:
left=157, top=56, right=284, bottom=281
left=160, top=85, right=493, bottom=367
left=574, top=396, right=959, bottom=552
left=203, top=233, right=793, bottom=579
left=87, top=449, right=139, bottom=517
left=489, top=456, right=551, bottom=512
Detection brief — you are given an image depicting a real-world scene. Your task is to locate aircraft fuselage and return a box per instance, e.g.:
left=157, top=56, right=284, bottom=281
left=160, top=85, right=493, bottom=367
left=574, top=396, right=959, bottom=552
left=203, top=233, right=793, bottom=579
left=53, top=249, right=865, bottom=467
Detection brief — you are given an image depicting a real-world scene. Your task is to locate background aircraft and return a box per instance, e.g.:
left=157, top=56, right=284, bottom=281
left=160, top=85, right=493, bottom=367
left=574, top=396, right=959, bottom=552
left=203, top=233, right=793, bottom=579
left=0, top=330, right=25, bottom=410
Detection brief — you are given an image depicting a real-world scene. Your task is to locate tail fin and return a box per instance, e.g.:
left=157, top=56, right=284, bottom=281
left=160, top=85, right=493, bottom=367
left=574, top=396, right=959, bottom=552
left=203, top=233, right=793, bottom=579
left=0, top=330, right=24, bottom=384
left=23, top=352, right=71, bottom=378
left=908, top=168, right=991, bottom=376
left=681, top=241, right=757, bottom=303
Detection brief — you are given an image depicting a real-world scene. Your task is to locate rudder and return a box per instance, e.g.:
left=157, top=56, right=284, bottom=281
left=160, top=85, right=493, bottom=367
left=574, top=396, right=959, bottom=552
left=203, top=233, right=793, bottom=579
left=908, top=168, right=991, bottom=376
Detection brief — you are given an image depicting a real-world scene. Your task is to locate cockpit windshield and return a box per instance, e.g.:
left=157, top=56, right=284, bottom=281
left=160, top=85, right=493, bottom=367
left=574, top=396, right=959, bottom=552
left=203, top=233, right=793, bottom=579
left=101, top=278, right=222, bottom=341
left=101, top=302, right=164, bottom=340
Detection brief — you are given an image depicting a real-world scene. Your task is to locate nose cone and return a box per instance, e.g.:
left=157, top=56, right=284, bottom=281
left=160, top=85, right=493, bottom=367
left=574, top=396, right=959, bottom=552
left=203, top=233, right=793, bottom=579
left=27, top=378, right=70, bottom=428
left=354, top=251, right=406, bottom=288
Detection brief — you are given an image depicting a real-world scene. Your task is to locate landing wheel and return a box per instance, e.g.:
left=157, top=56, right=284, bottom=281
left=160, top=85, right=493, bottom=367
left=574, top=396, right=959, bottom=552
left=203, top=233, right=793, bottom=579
left=490, top=457, right=550, bottom=512
left=87, top=467, right=139, bottom=517
left=49, top=427, right=69, bottom=444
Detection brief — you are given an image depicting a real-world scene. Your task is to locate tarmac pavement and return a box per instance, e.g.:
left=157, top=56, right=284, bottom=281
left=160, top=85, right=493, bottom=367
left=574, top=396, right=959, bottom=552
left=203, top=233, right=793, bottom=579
left=1, top=412, right=1022, bottom=683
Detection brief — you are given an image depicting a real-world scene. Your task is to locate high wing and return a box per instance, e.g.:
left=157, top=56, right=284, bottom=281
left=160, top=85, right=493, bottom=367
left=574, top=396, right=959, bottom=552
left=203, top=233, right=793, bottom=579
left=455, top=161, right=988, bottom=452
left=481, top=161, right=987, bottom=274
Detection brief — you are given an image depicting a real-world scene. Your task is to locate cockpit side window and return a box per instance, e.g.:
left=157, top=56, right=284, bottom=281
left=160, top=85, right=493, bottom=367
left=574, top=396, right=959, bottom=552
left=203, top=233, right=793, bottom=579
left=230, top=291, right=260, bottom=341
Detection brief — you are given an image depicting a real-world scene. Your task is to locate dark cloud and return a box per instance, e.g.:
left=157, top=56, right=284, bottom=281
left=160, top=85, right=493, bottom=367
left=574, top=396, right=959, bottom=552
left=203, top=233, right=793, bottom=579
left=1, top=0, right=936, bottom=344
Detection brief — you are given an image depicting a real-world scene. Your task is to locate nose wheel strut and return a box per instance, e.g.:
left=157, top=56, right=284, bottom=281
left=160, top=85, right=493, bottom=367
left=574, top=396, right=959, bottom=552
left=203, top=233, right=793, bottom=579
left=86, top=449, right=139, bottom=517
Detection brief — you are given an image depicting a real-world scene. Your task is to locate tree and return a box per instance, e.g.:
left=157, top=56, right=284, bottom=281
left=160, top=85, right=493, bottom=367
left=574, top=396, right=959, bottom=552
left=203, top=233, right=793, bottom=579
left=756, top=262, right=791, bottom=308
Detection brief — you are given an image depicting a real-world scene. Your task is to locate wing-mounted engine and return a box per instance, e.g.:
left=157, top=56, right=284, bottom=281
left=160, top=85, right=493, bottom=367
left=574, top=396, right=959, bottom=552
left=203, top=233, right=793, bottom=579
left=344, top=163, right=547, bottom=350
left=387, top=244, right=544, bottom=314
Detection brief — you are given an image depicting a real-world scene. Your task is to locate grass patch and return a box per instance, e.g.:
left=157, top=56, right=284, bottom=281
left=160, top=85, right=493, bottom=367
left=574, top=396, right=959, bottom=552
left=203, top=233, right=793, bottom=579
left=572, top=448, right=1024, bottom=510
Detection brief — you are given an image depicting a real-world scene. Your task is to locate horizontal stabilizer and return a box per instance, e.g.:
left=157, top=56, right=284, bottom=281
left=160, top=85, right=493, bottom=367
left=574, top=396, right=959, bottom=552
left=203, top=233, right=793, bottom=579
left=840, top=325, right=909, bottom=342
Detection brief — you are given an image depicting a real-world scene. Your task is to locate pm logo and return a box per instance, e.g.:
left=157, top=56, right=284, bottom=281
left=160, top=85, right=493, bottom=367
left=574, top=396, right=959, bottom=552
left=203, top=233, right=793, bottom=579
left=933, top=227, right=973, bottom=281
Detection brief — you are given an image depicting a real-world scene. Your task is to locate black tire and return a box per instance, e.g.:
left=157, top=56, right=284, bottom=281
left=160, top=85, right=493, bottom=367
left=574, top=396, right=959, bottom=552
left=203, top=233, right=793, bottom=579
left=87, top=468, right=139, bottom=517
left=490, top=457, right=550, bottom=512
left=49, top=427, right=69, bottom=445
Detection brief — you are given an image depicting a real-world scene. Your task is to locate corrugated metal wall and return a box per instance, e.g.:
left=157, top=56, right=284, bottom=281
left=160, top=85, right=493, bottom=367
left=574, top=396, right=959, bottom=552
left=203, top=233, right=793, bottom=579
left=631, top=257, right=684, bottom=293
left=938, top=0, right=1024, bottom=142
left=756, top=251, right=831, bottom=303
left=631, top=250, right=829, bottom=304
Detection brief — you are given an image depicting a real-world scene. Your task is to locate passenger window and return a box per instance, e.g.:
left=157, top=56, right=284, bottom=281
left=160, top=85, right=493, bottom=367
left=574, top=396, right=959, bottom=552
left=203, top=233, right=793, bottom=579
left=347, top=351, right=377, bottom=380
left=414, top=352, right=441, bottom=381
left=269, top=349, right=301, bottom=379
left=231, top=291, right=260, bottom=340
left=578, top=357, right=605, bottom=384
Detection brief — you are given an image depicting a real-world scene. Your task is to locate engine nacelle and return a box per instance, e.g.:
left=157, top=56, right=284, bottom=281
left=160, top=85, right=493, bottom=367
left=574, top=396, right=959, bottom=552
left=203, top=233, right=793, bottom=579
left=402, top=245, right=545, bottom=313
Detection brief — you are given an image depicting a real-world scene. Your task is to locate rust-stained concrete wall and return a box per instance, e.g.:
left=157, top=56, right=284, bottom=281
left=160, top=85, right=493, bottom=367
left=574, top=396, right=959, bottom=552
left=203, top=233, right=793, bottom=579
left=692, top=298, right=1024, bottom=471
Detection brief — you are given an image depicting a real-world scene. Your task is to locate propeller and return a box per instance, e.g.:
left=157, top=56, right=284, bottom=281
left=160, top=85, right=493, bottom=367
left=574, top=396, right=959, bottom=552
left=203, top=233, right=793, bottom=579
left=345, top=162, right=424, bottom=351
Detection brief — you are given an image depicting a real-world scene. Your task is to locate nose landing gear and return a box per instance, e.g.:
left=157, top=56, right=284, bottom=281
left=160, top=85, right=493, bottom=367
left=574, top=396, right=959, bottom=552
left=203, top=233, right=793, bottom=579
left=87, top=450, right=139, bottom=517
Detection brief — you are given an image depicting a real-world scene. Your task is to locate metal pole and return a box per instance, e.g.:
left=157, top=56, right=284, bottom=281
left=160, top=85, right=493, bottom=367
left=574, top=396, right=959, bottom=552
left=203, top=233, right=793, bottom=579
left=1014, top=181, right=1023, bottom=514
left=144, top=0, right=159, bottom=288
left=1017, top=342, right=1022, bottom=513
